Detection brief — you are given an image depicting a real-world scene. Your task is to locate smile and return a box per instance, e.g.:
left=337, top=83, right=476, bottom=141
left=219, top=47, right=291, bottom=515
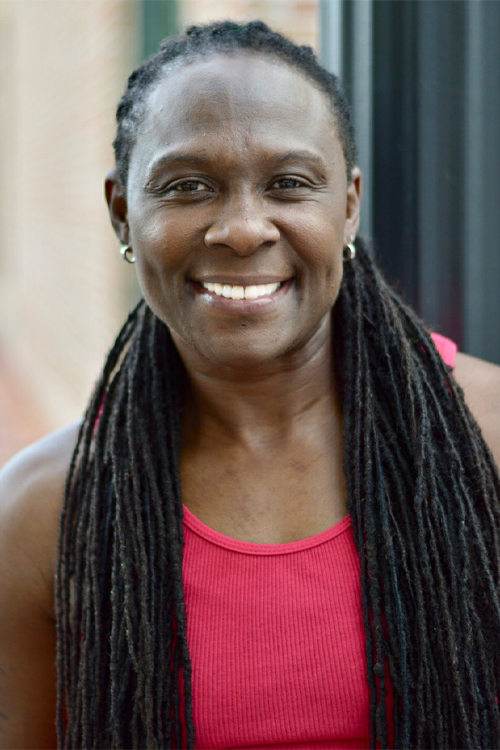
left=201, top=281, right=282, bottom=300
left=191, top=278, right=293, bottom=313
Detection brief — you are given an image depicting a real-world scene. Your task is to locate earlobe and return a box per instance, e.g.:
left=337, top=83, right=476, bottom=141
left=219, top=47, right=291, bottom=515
left=104, top=169, right=129, bottom=243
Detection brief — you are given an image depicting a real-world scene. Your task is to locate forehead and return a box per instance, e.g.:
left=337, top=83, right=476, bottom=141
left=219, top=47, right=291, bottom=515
left=131, top=52, right=342, bottom=172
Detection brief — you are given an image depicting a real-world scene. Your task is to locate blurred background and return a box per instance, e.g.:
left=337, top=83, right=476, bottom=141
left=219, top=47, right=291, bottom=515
left=0, top=0, right=499, bottom=467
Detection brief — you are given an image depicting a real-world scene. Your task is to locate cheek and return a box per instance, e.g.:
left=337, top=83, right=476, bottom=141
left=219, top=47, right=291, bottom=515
left=290, top=198, right=344, bottom=249
left=295, top=217, right=343, bottom=277
left=293, top=215, right=344, bottom=308
left=129, top=209, right=191, bottom=308
left=128, top=195, right=198, bottom=266
left=129, top=220, right=180, bottom=270
left=134, top=258, right=195, bottom=346
left=130, top=236, right=187, bottom=331
left=133, top=257, right=171, bottom=328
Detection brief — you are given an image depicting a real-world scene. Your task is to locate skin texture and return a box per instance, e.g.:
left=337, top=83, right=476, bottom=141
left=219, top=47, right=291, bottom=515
left=1, top=51, right=500, bottom=748
left=0, top=419, right=81, bottom=749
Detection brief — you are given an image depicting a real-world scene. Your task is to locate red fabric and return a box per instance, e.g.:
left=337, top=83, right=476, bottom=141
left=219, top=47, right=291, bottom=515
left=182, top=510, right=394, bottom=749
left=430, top=332, right=457, bottom=369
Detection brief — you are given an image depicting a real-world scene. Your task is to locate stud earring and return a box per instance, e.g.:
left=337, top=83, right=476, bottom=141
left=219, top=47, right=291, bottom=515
left=120, top=244, right=136, bottom=264
left=343, top=235, right=356, bottom=261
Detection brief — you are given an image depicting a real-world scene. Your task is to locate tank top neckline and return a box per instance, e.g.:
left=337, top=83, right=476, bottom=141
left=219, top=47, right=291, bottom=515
left=182, top=503, right=352, bottom=555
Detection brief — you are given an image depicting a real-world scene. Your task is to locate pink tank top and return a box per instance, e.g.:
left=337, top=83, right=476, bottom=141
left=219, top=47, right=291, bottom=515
left=181, top=333, right=457, bottom=749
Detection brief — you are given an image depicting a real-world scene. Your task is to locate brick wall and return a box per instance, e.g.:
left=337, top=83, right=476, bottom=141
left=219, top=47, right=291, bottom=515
left=0, top=0, right=137, bottom=432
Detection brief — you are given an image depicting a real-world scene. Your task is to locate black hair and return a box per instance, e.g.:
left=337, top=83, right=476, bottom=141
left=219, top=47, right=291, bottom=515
left=57, top=20, right=500, bottom=750
left=112, top=19, right=357, bottom=192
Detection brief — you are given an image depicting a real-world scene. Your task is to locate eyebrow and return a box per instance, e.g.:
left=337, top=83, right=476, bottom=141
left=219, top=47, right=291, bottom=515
left=272, top=150, right=327, bottom=169
left=145, top=148, right=328, bottom=180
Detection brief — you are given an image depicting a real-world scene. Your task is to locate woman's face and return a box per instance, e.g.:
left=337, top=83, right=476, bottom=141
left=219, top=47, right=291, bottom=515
left=108, top=53, right=361, bottom=369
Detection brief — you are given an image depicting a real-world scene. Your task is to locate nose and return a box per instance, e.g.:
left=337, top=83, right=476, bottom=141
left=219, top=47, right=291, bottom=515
left=204, top=193, right=280, bottom=256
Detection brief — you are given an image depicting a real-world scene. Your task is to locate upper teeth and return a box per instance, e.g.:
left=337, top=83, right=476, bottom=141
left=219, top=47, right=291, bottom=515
left=201, top=282, right=281, bottom=300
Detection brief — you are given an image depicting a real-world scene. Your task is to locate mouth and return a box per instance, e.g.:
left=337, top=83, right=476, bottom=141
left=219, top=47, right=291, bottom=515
left=190, top=277, right=294, bottom=313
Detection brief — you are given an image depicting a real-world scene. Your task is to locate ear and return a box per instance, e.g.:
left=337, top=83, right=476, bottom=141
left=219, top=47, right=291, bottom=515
left=105, top=169, right=129, bottom=244
left=344, top=166, right=363, bottom=243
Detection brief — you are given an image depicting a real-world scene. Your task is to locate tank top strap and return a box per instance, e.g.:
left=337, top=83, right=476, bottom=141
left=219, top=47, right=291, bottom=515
left=431, top=332, right=457, bottom=370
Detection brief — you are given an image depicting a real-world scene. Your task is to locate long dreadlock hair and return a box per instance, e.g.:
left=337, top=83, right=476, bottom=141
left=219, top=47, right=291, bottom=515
left=56, top=20, right=500, bottom=750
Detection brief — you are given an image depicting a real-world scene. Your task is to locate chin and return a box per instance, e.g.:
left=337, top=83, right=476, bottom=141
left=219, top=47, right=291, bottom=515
left=191, top=333, right=292, bottom=370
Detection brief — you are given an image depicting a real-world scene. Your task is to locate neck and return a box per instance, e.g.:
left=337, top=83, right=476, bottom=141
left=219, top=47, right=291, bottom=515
left=174, top=314, right=342, bottom=451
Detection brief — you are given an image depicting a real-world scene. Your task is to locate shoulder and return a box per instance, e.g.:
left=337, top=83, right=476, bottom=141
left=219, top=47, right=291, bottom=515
left=0, top=421, right=82, bottom=748
left=0, top=418, right=82, bottom=619
left=452, top=351, right=500, bottom=469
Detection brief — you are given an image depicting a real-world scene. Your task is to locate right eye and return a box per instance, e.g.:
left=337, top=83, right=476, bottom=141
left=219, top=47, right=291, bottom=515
left=167, top=180, right=211, bottom=193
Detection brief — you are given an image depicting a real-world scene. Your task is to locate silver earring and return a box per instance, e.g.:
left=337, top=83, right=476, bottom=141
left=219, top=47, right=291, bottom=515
left=343, top=235, right=356, bottom=261
left=120, top=244, right=136, bottom=264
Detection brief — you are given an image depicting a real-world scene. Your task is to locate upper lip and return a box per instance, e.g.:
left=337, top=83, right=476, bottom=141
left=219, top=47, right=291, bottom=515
left=193, top=276, right=291, bottom=286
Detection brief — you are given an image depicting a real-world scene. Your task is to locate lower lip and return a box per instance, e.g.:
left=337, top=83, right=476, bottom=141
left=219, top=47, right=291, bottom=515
left=190, top=279, right=294, bottom=313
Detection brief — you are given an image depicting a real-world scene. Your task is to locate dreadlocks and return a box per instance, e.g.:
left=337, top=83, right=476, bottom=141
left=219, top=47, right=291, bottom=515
left=56, top=20, right=500, bottom=750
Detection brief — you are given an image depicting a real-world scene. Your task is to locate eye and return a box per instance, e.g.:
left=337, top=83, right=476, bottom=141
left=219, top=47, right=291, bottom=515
left=169, top=180, right=211, bottom=193
left=269, top=177, right=306, bottom=190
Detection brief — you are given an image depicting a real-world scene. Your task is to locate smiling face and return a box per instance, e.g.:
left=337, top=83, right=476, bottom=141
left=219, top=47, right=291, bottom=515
left=107, top=52, right=361, bottom=369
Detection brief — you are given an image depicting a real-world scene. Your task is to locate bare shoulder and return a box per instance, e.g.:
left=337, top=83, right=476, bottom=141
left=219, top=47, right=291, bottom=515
left=0, top=419, right=81, bottom=749
left=0, top=418, right=82, bottom=618
left=453, top=351, right=500, bottom=468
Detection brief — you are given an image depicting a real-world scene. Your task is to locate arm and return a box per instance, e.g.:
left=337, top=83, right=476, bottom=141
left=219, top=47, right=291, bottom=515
left=0, top=421, right=81, bottom=749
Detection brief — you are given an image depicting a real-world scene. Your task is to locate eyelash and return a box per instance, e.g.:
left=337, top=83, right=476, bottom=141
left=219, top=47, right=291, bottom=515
left=165, top=177, right=309, bottom=194
left=269, top=177, right=308, bottom=190
left=168, top=180, right=210, bottom=193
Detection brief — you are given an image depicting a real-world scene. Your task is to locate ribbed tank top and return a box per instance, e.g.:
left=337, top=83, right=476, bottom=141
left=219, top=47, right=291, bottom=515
left=180, top=333, right=457, bottom=749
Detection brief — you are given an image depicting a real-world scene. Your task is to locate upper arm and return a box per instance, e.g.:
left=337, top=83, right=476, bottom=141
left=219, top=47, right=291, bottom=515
left=0, top=420, right=81, bottom=749
left=452, top=351, right=500, bottom=470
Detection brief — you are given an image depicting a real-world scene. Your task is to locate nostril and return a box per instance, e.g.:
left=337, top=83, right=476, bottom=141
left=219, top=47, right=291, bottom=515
left=204, top=217, right=280, bottom=254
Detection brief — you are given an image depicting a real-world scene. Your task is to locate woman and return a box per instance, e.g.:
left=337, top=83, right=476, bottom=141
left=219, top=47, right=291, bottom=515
left=1, top=19, right=500, bottom=750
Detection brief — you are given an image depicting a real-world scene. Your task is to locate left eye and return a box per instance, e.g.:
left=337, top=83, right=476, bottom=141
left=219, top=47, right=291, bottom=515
left=269, top=178, right=305, bottom=189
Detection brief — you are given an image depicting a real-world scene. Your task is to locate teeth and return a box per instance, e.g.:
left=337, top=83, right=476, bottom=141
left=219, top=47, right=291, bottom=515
left=231, top=286, right=245, bottom=300
left=201, top=282, right=282, bottom=299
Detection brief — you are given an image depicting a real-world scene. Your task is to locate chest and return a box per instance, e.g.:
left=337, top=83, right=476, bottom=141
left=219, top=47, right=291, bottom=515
left=181, top=517, right=384, bottom=749
left=180, top=444, right=348, bottom=544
